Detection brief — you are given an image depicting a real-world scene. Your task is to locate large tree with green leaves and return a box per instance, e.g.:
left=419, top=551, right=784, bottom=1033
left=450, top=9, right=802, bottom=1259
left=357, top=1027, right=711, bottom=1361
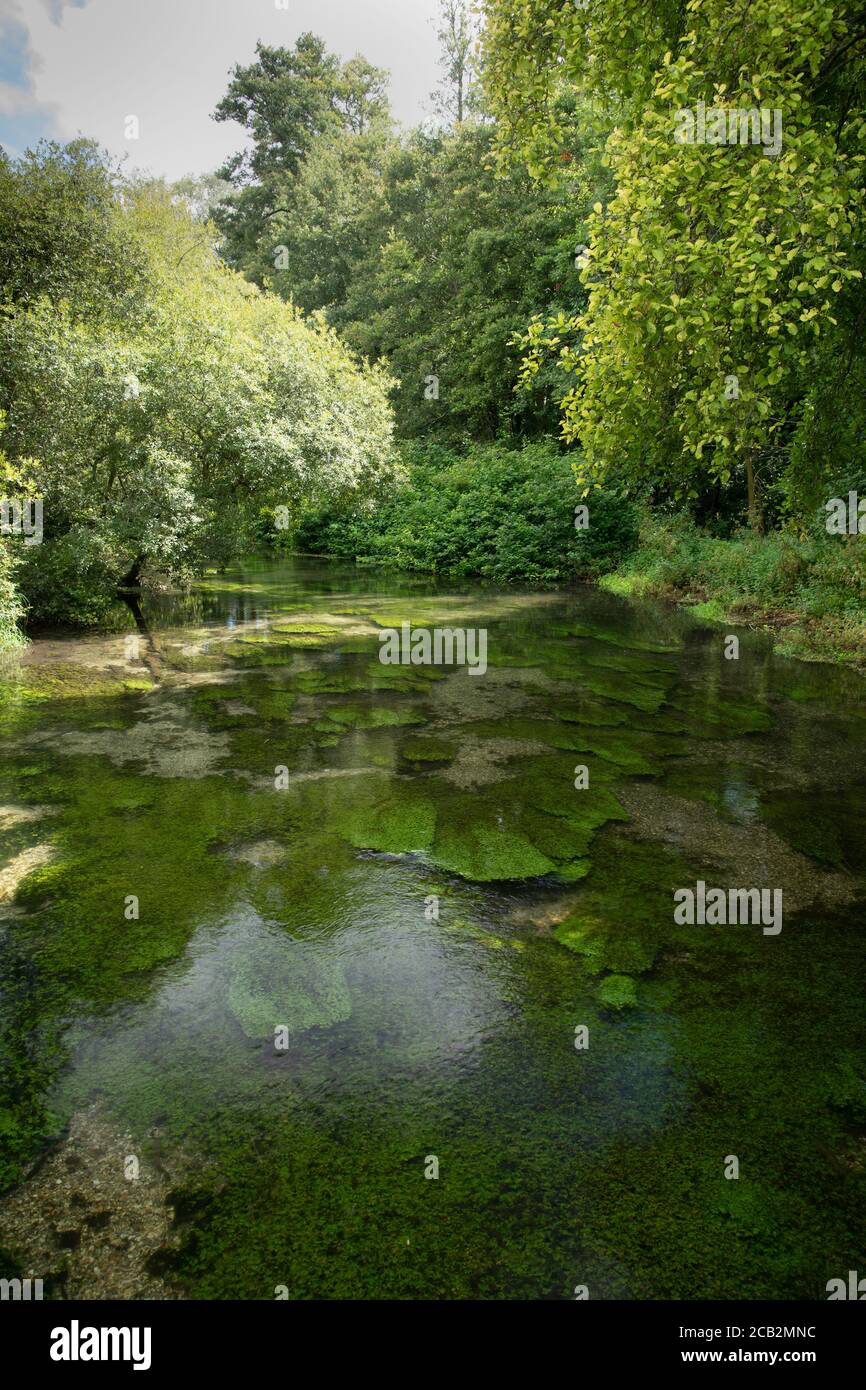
left=0, top=143, right=396, bottom=624
left=213, top=35, right=391, bottom=275
left=482, top=0, right=866, bottom=528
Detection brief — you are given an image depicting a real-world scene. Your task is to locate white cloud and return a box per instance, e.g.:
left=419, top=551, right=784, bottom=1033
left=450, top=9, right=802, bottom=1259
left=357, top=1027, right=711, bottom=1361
left=38, top=0, right=87, bottom=25
left=10, top=0, right=442, bottom=180
left=0, top=78, right=45, bottom=113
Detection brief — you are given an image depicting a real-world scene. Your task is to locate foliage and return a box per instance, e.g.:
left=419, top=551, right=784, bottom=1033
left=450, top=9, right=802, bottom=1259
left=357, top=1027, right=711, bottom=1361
left=210, top=31, right=610, bottom=443
left=0, top=543, right=24, bottom=652
left=0, top=143, right=396, bottom=625
left=334, top=122, right=602, bottom=441
left=481, top=0, right=866, bottom=530
left=294, top=440, right=637, bottom=581
left=0, top=139, right=147, bottom=316
left=604, top=505, right=866, bottom=662
left=213, top=35, right=392, bottom=273
left=0, top=415, right=26, bottom=649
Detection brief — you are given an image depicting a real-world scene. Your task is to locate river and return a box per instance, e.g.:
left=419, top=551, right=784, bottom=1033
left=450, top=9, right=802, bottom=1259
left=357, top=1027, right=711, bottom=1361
left=0, top=555, right=864, bottom=1299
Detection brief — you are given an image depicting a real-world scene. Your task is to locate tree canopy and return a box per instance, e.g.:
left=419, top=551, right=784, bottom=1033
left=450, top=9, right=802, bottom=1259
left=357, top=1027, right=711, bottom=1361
left=481, top=0, right=866, bottom=528
left=0, top=141, right=395, bottom=623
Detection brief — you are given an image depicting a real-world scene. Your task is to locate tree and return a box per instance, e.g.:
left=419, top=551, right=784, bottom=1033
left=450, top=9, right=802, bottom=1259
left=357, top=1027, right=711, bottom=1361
left=0, top=146, right=396, bottom=623
left=481, top=0, right=866, bottom=529
left=336, top=121, right=601, bottom=440
left=0, top=139, right=146, bottom=315
left=336, top=56, right=391, bottom=135
left=212, top=36, right=391, bottom=274
left=243, top=126, right=392, bottom=314
left=430, top=0, right=480, bottom=126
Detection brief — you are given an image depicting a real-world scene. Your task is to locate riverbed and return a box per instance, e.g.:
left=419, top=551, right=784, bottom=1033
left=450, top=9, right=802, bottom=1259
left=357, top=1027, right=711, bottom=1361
left=0, top=556, right=864, bottom=1299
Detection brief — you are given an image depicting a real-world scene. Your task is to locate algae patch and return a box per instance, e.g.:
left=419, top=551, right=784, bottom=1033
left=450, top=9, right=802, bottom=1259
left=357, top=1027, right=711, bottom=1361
left=228, top=936, right=352, bottom=1040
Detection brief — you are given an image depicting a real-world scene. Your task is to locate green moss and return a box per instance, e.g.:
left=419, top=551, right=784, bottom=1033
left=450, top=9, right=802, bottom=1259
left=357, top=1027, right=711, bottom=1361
left=228, top=937, right=352, bottom=1040
left=561, top=622, right=680, bottom=655
left=325, top=703, right=425, bottom=731
left=596, top=974, right=638, bottom=1009
left=554, top=911, right=658, bottom=975
left=431, top=815, right=555, bottom=881
left=0, top=662, right=155, bottom=707
left=359, top=660, right=447, bottom=692
left=446, top=919, right=525, bottom=950
left=338, top=782, right=437, bottom=854
left=400, top=734, right=457, bottom=762
left=292, top=671, right=362, bottom=695
left=668, top=691, right=772, bottom=737
left=252, top=688, right=298, bottom=721
left=520, top=758, right=630, bottom=847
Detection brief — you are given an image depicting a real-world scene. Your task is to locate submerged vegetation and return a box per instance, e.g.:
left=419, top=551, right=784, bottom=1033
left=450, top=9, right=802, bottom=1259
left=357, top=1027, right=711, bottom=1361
left=0, top=561, right=864, bottom=1298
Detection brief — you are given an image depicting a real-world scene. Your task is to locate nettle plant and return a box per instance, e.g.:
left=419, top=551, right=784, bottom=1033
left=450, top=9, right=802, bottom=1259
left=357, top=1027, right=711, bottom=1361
left=484, top=0, right=866, bottom=526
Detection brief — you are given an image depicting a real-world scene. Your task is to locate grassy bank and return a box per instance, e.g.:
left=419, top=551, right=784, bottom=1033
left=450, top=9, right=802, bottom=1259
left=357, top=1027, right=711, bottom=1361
left=604, top=512, right=866, bottom=667
left=291, top=441, right=866, bottom=669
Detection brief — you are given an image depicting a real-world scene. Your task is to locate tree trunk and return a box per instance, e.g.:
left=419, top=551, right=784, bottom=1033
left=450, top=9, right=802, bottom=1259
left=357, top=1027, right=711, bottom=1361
left=118, top=553, right=146, bottom=590
left=745, top=455, right=764, bottom=531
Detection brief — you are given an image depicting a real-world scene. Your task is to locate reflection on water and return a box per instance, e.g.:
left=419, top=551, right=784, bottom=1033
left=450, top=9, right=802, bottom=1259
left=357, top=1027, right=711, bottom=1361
left=0, top=555, right=865, bottom=1299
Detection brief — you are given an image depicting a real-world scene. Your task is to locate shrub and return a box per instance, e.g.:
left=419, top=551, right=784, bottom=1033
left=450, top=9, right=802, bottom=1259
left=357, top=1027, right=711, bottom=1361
left=294, top=440, right=637, bottom=583
left=0, top=542, right=25, bottom=650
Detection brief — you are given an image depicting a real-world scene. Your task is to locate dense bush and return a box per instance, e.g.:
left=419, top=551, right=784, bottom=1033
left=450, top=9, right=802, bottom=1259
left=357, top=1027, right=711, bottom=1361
left=294, top=441, right=638, bottom=582
left=0, top=543, right=24, bottom=651
left=15, top=531, right=127, bottom=629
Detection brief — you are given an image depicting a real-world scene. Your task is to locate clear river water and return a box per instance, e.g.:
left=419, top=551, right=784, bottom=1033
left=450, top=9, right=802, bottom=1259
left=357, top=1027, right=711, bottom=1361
left=0, top=555, right=864, bottom=1299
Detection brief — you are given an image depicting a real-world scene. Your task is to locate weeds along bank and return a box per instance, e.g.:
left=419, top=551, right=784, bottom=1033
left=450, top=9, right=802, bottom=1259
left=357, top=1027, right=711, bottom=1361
left=290, top=440, right=866, bottom=668
left=601, top=511, right=866, bottom=666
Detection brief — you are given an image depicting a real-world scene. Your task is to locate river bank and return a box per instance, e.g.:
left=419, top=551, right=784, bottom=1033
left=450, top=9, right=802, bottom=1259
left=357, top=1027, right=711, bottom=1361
left=600, top=512, right=866, bottom=669
left=290, top=444, right=866, bottom=672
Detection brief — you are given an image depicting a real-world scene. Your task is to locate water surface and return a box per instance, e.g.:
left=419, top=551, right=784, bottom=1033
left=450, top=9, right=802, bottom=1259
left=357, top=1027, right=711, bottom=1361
left=1, top=557, right=864, bottom=1299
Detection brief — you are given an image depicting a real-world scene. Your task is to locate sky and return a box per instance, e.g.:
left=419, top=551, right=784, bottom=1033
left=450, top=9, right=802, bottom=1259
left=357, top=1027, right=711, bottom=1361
left=0, top=0, right=444, bottom=180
